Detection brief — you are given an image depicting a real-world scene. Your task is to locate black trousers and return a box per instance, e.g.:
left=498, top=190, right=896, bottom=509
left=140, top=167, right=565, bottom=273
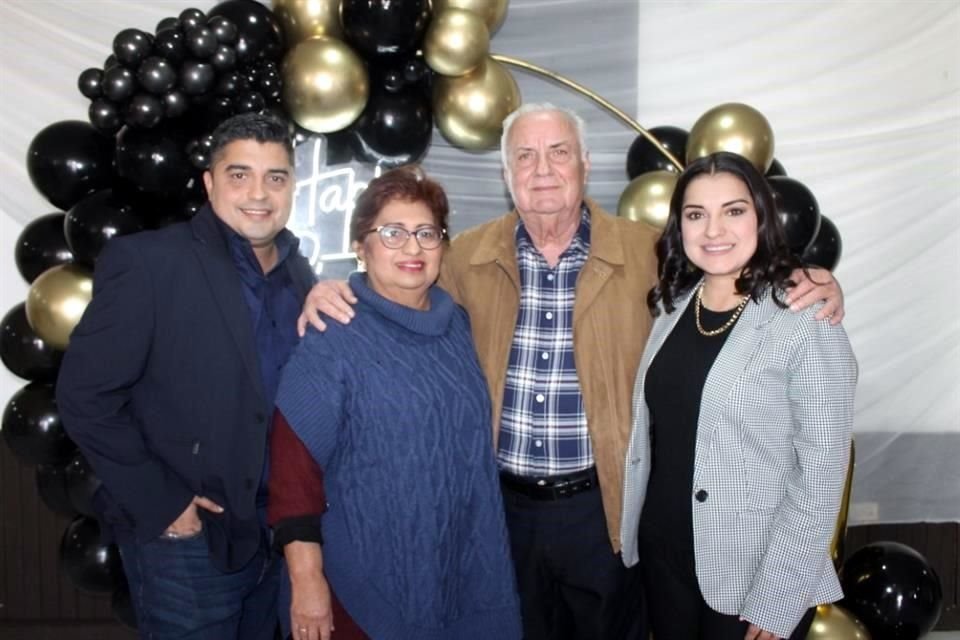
left=640, top=529, right=816, bottom=640
left=501, top=483, right=646, bottom=640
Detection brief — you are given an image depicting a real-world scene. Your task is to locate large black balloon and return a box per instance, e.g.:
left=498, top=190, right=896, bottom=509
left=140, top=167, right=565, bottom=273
left=36, top=462, right=80, bottom=518
left=65, top=189, right=151, bottom=265
left=766, top=157, right=787, bottom=177
left=342, top=0, right=430, bottom=59
left=769, top=176, right=822, bottom=255
left=626, top=125, right=688, bottom=179
left=137, top=57, right=177, bottom=95
left=2, top=382, right=74, bottom=466
left=64, top=451, right=101, bottom=518
left=208, top=0, right=284, bottom=62
left=115, top=125, right=194, bottom=195
left=0, top=303, right=63, bottom=381
left=26, top=121, right=114, bottom=211
left=802, top=215, right=843, bottom=271
left=14, top=212, right=74, bottom=283
left=60, top=516, right=124, bottom=593
left=841, top=541, right=943, bottom=639
left=113, top=28, right=153, bottom=68
left=351, top=85, right=432, bottom=168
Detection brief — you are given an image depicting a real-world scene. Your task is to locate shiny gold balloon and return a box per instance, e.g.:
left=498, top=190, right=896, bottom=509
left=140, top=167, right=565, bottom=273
left=686, top=103, right=775, bottom=173
left=617, top=170, right=679, bottom=230
left=433, top=57, right=520, bottom=150
left=282, top=36, right=369, bottom=133
left=830, top=441, right=856, bottom=568
left=432, top=0, right=509, bottom=34
left=25, top=264, right=93, bottom=350
left=273, top=0, right=343, bottom=46
left=806, top=604, right=872, bottom=640
left=424, top=8, right=490, bottom=77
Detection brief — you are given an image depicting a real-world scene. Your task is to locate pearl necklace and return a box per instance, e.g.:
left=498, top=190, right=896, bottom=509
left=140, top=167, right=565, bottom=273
left=695, top=283, right=749, bottom=337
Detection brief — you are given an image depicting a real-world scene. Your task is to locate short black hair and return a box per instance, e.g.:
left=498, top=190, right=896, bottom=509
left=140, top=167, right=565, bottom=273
left=648, top=151, right=803, bottom=315
left=208, top=112, right=294, bottom=167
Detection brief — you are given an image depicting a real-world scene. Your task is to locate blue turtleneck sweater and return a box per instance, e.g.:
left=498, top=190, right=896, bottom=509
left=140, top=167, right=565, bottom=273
left=275, top=273, right=522, bottom=640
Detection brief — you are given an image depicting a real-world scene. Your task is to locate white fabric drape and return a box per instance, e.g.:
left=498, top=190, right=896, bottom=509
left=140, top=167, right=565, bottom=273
left=0, top=0, right=957, bottom=524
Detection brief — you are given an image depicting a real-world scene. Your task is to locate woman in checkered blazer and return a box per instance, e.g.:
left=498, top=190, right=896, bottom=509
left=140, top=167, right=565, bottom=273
left=619, top=152, right=857, bottom=640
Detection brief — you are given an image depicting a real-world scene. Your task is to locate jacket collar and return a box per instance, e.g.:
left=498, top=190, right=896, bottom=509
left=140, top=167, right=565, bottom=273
left=468, top=197, right=624, bottom=266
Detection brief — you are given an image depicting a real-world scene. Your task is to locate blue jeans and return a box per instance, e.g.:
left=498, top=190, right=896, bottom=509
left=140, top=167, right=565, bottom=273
left=118, top=531, right=280, bottom=640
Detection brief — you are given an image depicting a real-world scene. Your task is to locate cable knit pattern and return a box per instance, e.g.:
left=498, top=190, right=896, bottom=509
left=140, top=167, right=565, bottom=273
left=276, top=273, right=522, bottom=640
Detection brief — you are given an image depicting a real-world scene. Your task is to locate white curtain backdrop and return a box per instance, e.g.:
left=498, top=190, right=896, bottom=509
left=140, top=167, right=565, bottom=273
left=0, top=0, right=957, bottom=524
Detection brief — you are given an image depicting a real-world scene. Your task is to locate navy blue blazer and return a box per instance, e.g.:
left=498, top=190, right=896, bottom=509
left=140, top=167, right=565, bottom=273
left=56, top=206, right=316, bottom=571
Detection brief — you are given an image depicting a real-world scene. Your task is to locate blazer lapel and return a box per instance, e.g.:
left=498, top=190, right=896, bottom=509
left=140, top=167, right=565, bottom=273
left=190, top=207, right=266, bottom=405
left=692, top=290, right=780, bottom=486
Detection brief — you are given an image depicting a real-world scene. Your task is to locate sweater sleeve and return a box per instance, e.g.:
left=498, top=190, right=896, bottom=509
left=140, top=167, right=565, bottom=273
left=268, top=409, right=327, bottom=546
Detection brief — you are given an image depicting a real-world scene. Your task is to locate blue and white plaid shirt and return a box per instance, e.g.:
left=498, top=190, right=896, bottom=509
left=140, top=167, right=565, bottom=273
left=497, top=205, right=594, bottom=477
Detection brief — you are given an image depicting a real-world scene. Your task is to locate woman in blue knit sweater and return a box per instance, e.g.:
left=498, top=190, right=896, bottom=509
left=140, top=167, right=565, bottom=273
left=268, top=167, right=522, bottom=640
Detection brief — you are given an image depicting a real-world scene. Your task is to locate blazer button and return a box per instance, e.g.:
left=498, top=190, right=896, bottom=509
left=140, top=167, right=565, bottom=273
left=191, top=440, right=200, bottom=455
left=695, top=489, right=708, bottom=503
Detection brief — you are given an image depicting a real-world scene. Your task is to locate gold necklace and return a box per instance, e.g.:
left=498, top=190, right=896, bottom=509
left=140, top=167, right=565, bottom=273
left=695, top=283, right=749, bottom=337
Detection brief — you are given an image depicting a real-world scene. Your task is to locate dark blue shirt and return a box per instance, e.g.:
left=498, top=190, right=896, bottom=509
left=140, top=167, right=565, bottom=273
left=216, top=217, right=303, bottom=508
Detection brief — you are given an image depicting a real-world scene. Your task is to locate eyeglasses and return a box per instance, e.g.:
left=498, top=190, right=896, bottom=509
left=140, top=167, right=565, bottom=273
left=366, top=224, right=446, bottom=250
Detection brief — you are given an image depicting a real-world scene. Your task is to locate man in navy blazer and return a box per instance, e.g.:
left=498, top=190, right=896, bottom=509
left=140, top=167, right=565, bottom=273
left=56, top=113, right=316, bottom=639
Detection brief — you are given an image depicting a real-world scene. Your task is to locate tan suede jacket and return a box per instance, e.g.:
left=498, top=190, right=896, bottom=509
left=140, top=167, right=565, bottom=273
left=439, top=199, right=659, bottom=552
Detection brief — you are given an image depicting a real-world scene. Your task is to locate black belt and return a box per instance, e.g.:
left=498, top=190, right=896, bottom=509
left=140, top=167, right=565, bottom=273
left=499, top=467, right=599, bottom=501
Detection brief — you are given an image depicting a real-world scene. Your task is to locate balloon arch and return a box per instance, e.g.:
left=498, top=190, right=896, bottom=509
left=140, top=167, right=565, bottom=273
left=2, top=0, right=940, bottom=636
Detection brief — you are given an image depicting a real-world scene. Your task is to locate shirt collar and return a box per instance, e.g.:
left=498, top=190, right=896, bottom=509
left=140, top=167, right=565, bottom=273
left=212, top=213, right=298, bottom=276
left=515, top=202, right=591, bottom=259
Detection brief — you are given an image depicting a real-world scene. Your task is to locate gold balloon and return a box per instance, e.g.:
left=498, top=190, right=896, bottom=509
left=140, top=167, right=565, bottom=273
left=830, top=441, right=856, bottom=568
left=25, top=264, right=93, bottom=351
left=617, top=170, right=679, bottom=230
left=432, top=0, right=509, bottom=34
left=806, top=604, right=872, bottom=640
left=282, top=36, right=369, bottom=133
left=686, top=103, right=775, bottom=173
left=272, top=0, right=343, bottom=46
left=424, top=8, right=490, bottom=77
left=433, top=57, right=520, bottom=150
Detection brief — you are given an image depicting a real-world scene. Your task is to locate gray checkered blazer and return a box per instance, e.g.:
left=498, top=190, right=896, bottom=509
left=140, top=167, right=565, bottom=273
left=620, top=286, right=857, bottom=638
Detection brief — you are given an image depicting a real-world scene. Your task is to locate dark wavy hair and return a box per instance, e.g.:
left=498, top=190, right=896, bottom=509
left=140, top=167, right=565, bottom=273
left=209, top=112, right=294, bottom=166
left=648, top=151, right=803, bottom=316
left=350, top=166, right=450, bottom=243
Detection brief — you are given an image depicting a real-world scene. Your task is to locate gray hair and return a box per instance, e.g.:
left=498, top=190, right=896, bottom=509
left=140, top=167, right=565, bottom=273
left=499, top=102, right=589, bottom=171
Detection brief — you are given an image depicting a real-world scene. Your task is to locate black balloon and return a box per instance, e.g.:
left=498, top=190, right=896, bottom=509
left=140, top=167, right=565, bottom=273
left=36, top=462, right=79, bottom=518
left=208, top=0, right=284, bottom=62
left=626, top=126, right=688, bottom=179
left=802, top=215, right=843, bottom=271
left=113, top=28, right=153, bottom=68
left=65, top=189, right=150, bottom=265
left=26, top=121, right=114, bottom=211
left=766, top=157, right=787, bottom=177
left=103, top=54, right=120, bottom=72
left=841, top=542, right=943, bottom=639
left=112, top=585, right=138, bottom=630
left=60, top=516, right=124, bottom=593
left=162, top=90, right=189, bottom=119
left=185, top=26, right=219, bottom=59
left=211, top=44, right=238, bottom=72
left=0, top=303, right=63, bottom=381
left=235, top=91, right=266, bottom=114
left=14, top=212, right=74, bottom=283
left=769, top=176, right=822, bottom=255
left=215, top=70, right=247, bottom=97
left=179, top=8, right=207, bottom=31
left=88, top=99, right=123, bottom=134
left=116, top=125, right=194, bottom=195
left=351, top=85, right=432, bottom=168
left=156, top=16, right=179, bottom=33
left=403, top=58, right=430, bottom=85
left=64, top=451, right=101, bottom=517
left=153, top=28, right=186, bottom=64
left=77, top=68, right=103, bottom=99
left=125, top=93, right=164, bottom=129
left=342, top=0, right=430, bottom=59
left=101, top=65, right=137, bottom=103
left=2, top=382, right=74, bottom=466
left=180, top=60, right=216, bottom=96
left=208, top=15, right=239, bottom=45
left=137, top=57, right=177, bottom=95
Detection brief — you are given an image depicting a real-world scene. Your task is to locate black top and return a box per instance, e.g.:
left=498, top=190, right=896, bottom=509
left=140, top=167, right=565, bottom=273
left=638, top=293, right=741, bottom=552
